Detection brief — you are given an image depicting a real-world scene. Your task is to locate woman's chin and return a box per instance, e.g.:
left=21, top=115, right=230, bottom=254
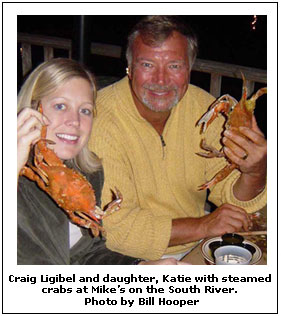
left=52, top=144, right=82, bottom=161
left=56, top=151, right=78, bottom=161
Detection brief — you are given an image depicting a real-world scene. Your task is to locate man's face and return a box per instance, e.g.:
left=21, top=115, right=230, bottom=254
left=129, top=31, right=190, bottom=113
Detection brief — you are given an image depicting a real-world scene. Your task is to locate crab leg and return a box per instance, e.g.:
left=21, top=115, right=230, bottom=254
left=66, top=210, right=102, bottom=237
left=249, top=87, right=267, bottom=102
left=196, top=139, right=225, bottom=158
left=197, top=95, right=237, bottom=133
left=198, top=163, right=237, bottom=191
left=20, top=166, right=49, bottom=191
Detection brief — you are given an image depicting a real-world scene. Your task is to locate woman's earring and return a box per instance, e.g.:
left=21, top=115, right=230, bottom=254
left=126, top=67, right=130, bottom=75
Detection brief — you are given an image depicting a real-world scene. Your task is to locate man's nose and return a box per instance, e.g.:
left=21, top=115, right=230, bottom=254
left=153, top=67, right=169, bottom=85
left=65, top=110, right=80, bottom=127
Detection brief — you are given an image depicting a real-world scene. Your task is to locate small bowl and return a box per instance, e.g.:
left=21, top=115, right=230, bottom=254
left=241, top=243, right=256, bottom=255
left=209, top=241, right=224, bottom=259
left=214, top=245, right=252, bottom=265
left=222, top=233, right=244, bottom=245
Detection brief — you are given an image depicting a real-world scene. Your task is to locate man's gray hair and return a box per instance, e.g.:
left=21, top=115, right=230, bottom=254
left=126, top=16, right=198, bottom=71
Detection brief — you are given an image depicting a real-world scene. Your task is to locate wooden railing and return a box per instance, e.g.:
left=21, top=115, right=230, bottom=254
left=18, top=33, right=267, bottom=97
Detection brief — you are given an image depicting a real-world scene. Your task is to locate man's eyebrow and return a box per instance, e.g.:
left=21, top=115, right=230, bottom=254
left=136, top=57, right=186, bottom=63
left=168, top=59, right=187, bottom=64
left=135, top=57, right=154, bottom=62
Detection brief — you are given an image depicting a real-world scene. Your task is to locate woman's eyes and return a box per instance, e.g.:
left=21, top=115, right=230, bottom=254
left=53, top=103, right=92, bottom=116
left=54, top=103, right=66, bottom=110
left=80, top=108, right=92, bottom=116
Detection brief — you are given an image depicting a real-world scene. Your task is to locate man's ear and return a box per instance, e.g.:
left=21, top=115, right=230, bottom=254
left=126, top=67, right=132, bottom=79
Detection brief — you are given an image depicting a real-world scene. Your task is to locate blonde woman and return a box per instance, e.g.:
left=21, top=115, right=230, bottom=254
left=17, top=58, right=188, bottom=265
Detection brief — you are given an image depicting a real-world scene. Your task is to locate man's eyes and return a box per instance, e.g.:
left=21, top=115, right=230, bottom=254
left=141, top=62, right=153, bottom=68
left=140, top=63, right=183, bottom=70
left=169, top=64, right=182, bottom=69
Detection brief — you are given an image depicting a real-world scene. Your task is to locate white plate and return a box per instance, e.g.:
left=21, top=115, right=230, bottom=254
left=201, top=237, right=262, bottom=265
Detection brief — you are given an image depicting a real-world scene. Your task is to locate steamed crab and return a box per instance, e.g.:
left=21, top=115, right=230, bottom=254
left=196, top=74, right=267, bottom=190
left=20, top=105, right=122, bottom=237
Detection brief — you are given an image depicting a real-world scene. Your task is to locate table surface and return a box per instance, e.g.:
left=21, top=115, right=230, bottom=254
left=181, top=207, right=267, bottom=265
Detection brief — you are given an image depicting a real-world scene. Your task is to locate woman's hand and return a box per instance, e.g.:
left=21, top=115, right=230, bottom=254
left=17, top=108, right=49, bottom=179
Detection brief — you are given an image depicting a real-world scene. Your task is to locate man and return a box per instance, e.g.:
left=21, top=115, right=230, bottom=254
left=89, top=16, right=267, bottom=261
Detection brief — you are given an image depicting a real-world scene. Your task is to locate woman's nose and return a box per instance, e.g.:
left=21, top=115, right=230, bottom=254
left=65, top=111, right=80, bottom=127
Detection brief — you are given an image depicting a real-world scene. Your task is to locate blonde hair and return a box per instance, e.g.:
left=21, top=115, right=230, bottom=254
left=17, top=58, right=102, bottom=174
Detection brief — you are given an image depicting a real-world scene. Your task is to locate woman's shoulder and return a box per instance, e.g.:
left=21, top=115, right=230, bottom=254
left=17, top=176, right=37, bottom=201
left=83, top=168, right=104, bottom=207
left=85, top=168, right=104, bottom=187
left=17, top=176, right=70, bottom=265
left=17, top=176, right=64, bottom=218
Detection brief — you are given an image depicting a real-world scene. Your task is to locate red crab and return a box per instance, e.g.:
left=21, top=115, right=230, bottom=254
left=196, top=74, right=267, bottom=190
left=20, top=105, right=122, bottom=237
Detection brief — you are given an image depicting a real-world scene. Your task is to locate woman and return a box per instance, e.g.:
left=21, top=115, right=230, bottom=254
left=17, top=58, right=188, bottom=265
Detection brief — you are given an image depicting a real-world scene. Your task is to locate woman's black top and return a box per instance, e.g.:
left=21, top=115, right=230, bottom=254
left=17, top=169, right=136, bottom=265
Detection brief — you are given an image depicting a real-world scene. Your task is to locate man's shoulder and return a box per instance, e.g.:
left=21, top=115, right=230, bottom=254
left=97, top=77, right=128, bottom=106
left=187, top=84, right=214, bottom=100
left=184, top=84, right=215, bottom=110
left=94, top=77, right=131, bottom=126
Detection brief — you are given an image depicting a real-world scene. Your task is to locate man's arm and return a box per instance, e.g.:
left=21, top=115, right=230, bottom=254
left=169, top=203, right=252, bottom=246
left=167, top=114, right=265, bottom=248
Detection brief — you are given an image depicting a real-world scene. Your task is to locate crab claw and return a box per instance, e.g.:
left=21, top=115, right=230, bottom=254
left=90, top=225, right=105, bottom=238
left=197, top=108, right=216, bottom=133
left=93, top=205, right=104, bottom=219
left=103, top=187, right=123, bottom=217
left=197, top=95, right=238, bottom=133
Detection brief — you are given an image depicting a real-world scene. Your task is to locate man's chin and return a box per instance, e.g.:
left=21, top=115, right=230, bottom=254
left=144, top=100, right=178, bottom=112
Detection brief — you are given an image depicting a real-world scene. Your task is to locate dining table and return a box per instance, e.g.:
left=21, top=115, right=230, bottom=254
left=181, top=206, right=267, bottom=265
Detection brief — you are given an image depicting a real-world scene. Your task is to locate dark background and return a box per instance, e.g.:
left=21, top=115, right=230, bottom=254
left=17, top=15, right=267, bottom=71
left=17, top=15, right=267, bottom=134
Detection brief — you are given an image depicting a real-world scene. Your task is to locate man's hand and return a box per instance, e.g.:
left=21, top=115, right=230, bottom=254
left=138, top=258, right=191, bottom=265
left=198, top=203, right=253, bottom=239
left=170, top=204, right=252, bottom=246
left=222, top=116, right=266, bottom=200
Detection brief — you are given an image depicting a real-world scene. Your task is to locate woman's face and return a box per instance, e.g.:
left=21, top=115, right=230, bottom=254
left=41, top=77, right=94, bottom=160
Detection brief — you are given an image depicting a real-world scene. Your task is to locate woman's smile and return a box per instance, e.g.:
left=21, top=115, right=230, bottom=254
left=56, top=133, right=80, bottom=143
